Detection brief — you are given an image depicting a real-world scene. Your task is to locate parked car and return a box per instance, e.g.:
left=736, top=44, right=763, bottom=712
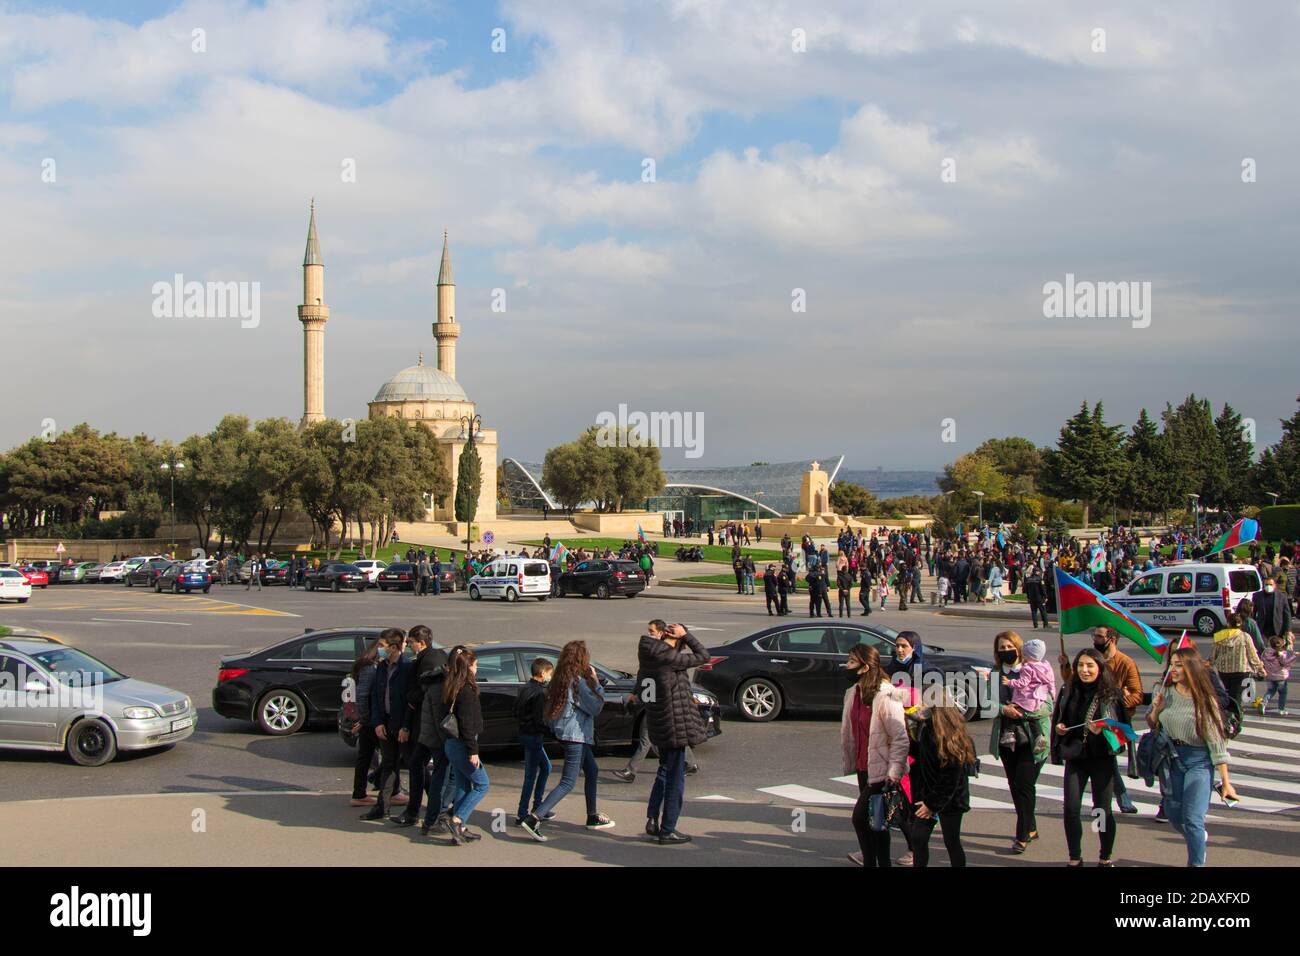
left=262, top=563, right=292, bottom=586
left=121, top=555, right=167, bottom=578
left=26, top=560, right=59, bottom=575
left=0, top=638, right=195, bottom=766
left=303, top=562, right=368, bottom=592
left=238, top=559, right=285, bottom=585
left=694, top=621, right=993, bottom=722
left=126, top=559, right=174, bottom=588
left=352, top=559, right=387, bottom=584
left=338, top=641, right=722, bottom=750
left=155, top=563, right=212, bottom=594
left=556, top=559, right=646, bottom=598
left=0, top=568, right=32, bottom=603
left=1104, top=561, right=1263, bottom=636
left=97, top=561, right=129, bottom=583
left=83, top=564, right=105, bottom=583
left=212, top=627, right=392, bottom=734
left=16, top=566, right=49, bottom=589
left=53, top=562, right=97, bottom=584
left=376, top=562, right=417, bottom=591
left=468, top=558, right=551, bottom=602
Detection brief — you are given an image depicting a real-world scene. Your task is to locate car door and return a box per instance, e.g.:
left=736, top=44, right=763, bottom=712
left=271, top=634, right=361, bottom=715
left=1120, top=570, right=1163, bottom=624
left=0, top=655, right=60, bottom=745
left=764, top=627, right=836, bottom=709
left=827, top=626, right=897, bottom=701
left=472, top=649, right=524, bottom=745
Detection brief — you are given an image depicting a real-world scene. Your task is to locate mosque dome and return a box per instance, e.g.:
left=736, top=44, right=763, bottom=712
left=372, top=354, right=469, bottom=404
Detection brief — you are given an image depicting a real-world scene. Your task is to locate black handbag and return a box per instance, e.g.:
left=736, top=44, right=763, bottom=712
left=440, top=698, right=459, bottom=739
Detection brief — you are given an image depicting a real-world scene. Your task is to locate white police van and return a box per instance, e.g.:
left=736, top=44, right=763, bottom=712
left=1104, top=562, right=1263, bottom=636
left=467, top=558, right=551, bottom=602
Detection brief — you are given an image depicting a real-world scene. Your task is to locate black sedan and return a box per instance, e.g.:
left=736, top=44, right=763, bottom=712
left=338, top=641, right=721, bottom=751
left=304, top=562, right=368, bottom=592
left=694, top=621, right=993, bottom=722
left=125, top=558, right=174, bottom=588
left=376, top=562, right=417, bottom=590
left=214, top=627, right=388, bottom=734
left=556, top=560, right=646, bottom=598
left=155, top=563, right=212, bottom=593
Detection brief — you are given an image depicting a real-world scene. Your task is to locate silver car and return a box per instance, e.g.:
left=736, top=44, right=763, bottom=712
left=0, top=638, right=195, bottom=766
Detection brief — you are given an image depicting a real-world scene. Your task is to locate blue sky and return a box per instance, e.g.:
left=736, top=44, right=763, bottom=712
left=3, top=0, right=1297, bottom=470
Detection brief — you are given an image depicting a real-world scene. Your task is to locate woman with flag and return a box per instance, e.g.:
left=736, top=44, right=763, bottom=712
left=1148, top=648, right=1236, bottom=866
left=1051, top=648, right=1125, bottom=866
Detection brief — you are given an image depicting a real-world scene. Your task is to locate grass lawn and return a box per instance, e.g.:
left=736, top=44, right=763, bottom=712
left=519, top=537, right=783, bottom=563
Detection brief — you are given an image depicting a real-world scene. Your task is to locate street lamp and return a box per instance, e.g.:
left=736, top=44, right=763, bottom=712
left=458, top=414, right=483, bottom=561
left=160, top=457, right=185, bottom=556
left=1189, top=493, right=1200, bottom=534
left=973, top=490, right=985, bottom=528
left=1267, top=491, right=1280, bottom=507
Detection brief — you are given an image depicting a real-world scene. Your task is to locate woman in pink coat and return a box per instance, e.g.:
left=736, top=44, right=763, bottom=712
left=842, top=644, right=909, bottom=867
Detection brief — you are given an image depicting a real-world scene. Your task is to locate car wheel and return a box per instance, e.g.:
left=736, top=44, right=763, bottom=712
left=125, top=578, right=132, bottom=587
left=1193, top=610, right=1218, bottom=637
left=537, top=595, right=548, bottom=602
left=737, top=678, right=783, bottom=721
left=67, top=717, right=118, bottom=767
left=256, top=690, right=307, bottom=735
left=558, top=582, right=568, bottom=597
left=469, top=585, right=482, bottom=601
left=331, top=579, right=340, bottom=593
left=596, top=583, right=610, bottom=599
left=380, top=585, right=389, bottom=592
left=306, top=580, right=315, bottom=591
left=203, top=586, right=211, bottom=593
left=625, top=592, right=637, bottom=598
left=18, top=597, right=28, bottom=603
left=173, top=581, right=181, bottom=594
left=153, top=583, right=162, bottom=593
left=504, top=587, right=519, bottom=602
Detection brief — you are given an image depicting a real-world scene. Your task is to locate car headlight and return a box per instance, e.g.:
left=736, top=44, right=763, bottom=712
left=692, top=692, right=716, bottom=706
left=123, top=706, right=160, bottom=720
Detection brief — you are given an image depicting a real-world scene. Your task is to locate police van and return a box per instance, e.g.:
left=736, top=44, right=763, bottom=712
left=1104, top=562, right=1263, bottom=636
left=467, top=558, right=551, bottom=602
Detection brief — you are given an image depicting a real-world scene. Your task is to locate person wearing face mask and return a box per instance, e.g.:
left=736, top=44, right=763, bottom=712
left=1059, top=627, right=1142, bottom=814
left=361, top=629, right=412, bottom=822
left=991, top=631, right=1051, bottom=853
left=1051, top=647, right=1125, bottom=866
left=841, top=644, right=909, bottom=867
left=1252, top=575, right=1293, bottom=646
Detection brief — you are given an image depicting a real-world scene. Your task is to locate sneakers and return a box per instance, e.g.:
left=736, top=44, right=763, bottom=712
left=611, top=769, right=636, bottom=783
left=586, top=813, right=616, bottom=830
left=520, top=814, right=548, bottom=842
left=1154, top=804, right=1167, bottom=821
left=657, top=830, right=692, bottom=845
left=685, top=765, right=700, bottom=775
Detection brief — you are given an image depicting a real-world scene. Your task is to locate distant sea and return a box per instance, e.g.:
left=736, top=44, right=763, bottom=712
left=837, top=468, right=941, bottom=500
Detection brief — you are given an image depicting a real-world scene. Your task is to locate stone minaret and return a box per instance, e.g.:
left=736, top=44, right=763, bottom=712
left=298, top=200, right=329, bottom=426
left=433, top=230, right=459, bottom=380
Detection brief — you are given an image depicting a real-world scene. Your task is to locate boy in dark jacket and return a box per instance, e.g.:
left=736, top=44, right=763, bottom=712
left=637, top=620, right=710, bottom=845
left=514, top=658, right=553, bottom=825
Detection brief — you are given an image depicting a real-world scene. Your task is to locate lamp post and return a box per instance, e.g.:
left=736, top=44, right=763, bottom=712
left=1189, top=493, right=1200, bottom=535
left=973, top=490, right=985, bottom=529
left=160, top=457, right=185, bottom=557
left=1267, top=491, right=1280, bottom=508
left=458, top=414, right=482, bottom=563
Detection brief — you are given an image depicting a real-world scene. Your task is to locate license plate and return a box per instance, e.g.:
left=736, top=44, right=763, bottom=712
left=171, top=717, right=193, bottom=732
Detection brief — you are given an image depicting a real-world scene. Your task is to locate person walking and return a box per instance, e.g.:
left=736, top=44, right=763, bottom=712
left=909, top=698, right=974, bottom=867
left=763, top=565, right=781, bottom=616
left=858, top=563, right=873, bottom=617
left=1259, top=634, right=1297, bottom=716
left=1147, top=648, right=1237, bottom=866
left=992, top=631, right=1051, bottom=854
left=1253, top=576, right=1293, bottom=644
left=430, top=550, right=442, bottom=596
left=1052, top=648, right=1124, bottom=866
left=245, top=553, right=262, bottom=591
left=637, top=620, right=710, bottom=845
left=988, top=561, right=1005, bottom=605
left=836, top=556, right=854, bottom=618
left=361, top=629, right=412, bottom=823
left=1024, top=567, right=1048, bottom=629
left=520, top=641, right=613, bottom=841
left=417, top=553, right=430, bottom=597
left=514, top=657, right=554, bottom=826
left=348, top=641, right=384, bottom=808
left=843, top=645, right=909, bottom=867
left=777, top=563, right=791, bottom=615
left=416, top=645, right=462, bottom=836
left=1211, top=610, right=1267, bottom=706
left=390, top=626, right=447, bottom=828
left=438, top=648, right=490, bottom=845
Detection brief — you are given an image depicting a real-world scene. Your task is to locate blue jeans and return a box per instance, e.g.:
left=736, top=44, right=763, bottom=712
left=745, top=573, right=755, bottom=595
left=443, top=737, right=490, bottom=823
left=647, top=746, right=687, bottom=834
left=1264, top=680, right=1289, bottom=710
left=517, top=733, right=552, bottom=819
left=1166, top=744, right=1213, bottom=867
left=534, top=741, right=599, bottom=818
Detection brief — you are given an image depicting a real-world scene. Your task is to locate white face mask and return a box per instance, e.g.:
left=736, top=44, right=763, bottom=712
left=1266, top=584, right=1276, bottom=593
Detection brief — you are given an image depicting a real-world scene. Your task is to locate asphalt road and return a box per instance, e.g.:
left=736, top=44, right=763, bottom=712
left=2, top=580, right=1297, bottom=866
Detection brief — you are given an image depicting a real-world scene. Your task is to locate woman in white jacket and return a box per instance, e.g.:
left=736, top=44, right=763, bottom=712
left=842, top=644, right=909, bottom=867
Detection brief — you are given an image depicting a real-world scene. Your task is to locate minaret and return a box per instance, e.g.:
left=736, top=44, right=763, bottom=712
left=298, top=200, right=329, bottom=426
left=433, top=230, right=459, bottom=380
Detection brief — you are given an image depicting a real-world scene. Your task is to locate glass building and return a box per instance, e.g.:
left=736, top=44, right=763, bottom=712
left=500, top=456, right=844, bottom=523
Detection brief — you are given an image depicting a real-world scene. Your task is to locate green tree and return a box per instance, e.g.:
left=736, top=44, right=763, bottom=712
left=1122, top=408, right=1172, bottom=521
left=973, top=437, right=1044, bottom=490
left=1042, top=401, right=1126, bottom=527
left=829, top=481, right=878, bottom=517
left=1162, top=395, right=1224, bottom=507
left=1253, top=396, right=1300, bottom=504
left=454, top=432, right=483, bottom=550
left=1214, top=403, right=1254, bottom=511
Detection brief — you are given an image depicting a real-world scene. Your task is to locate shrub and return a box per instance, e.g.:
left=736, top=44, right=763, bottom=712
left=1259, top=504, right=1300, bottom=541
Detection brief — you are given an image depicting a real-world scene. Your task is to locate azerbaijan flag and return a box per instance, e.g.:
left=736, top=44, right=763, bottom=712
left=1055, top=567, right=1169, bottom=662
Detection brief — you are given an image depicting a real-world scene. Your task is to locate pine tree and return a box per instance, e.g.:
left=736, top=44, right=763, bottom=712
left=454, top=434, right=482, bottom=548
left=1043, top=401, right=1126, bottom=527
left=1123, top=408, right=1172, bottom=521
left=1163, top=395, right=1224, bottom=505
left=1214, top=403, right=1254, bottom=511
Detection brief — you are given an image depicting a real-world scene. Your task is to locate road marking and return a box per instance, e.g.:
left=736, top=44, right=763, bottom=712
left=694, top=794, right=736, bottom=801
left=1234, top=725, right=1300, bottom=746
left=758, top=784, right=856, bottom=806
left=91, top=618, right=192, bottom=626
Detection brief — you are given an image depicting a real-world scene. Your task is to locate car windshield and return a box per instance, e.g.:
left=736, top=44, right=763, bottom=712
left=31, top=647, right=126, bottom=684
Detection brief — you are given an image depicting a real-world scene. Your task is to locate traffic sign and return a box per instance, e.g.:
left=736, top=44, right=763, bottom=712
left=482, top=530, right=494, bottom=544
left=55, top=542, right=66, bottom=554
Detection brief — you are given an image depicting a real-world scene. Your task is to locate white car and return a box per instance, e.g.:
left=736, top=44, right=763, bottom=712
left=467, top=559, right=551, bottom=602
left=1105, top=562, right=1264, bottom=636
left=0, top=568, right=32, bottom=603
left=122, top=554, right=167, bottom=574
left=98, top=561, right=130, bottom=583
left=352, top=560, right=388, bottom=584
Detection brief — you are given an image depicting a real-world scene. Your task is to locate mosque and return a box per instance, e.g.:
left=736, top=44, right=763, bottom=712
left=295, top=204, right=497, bottom=525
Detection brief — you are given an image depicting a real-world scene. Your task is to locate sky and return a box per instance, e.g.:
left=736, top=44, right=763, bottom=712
left=2, top=0, right=1296, bottom=470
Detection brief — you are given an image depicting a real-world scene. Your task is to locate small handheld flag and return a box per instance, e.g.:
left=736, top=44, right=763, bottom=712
left=636, top=524, right=647, bottom=546
left=550, top=542, right=569, bottom=564
left=1096, top=717, right=1139, bottom=746
left=1211, top=518, right=1260, bottom=556
left=1089, top=546, right=1106, bottom=574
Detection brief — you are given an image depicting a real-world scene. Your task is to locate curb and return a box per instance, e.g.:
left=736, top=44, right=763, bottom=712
left=938, top=605, right=1056, bottom=625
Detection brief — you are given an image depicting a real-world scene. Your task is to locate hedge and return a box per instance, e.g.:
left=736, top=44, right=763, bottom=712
left=1259, top=504, right=1300, bottom=541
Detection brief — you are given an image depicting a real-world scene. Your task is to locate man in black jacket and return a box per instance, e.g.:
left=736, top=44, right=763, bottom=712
left=763, top=564, right=781, bottom=615
left=362, top=629, right=412, bottom=822
left=1024, top=568, right=1048, bottom=629
left=637, top=620, right=709, bottom=845
left=392, top=627, right=451, bottom=829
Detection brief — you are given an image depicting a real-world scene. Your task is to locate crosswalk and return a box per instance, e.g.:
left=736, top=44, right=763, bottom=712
left=757, top=714, right=1300, bottom=817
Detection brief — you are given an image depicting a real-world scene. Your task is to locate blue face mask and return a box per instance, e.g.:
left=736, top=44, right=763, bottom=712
left=896, top=652, right=912, bottom=664
left=377, top=647, right=390, bottom=660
